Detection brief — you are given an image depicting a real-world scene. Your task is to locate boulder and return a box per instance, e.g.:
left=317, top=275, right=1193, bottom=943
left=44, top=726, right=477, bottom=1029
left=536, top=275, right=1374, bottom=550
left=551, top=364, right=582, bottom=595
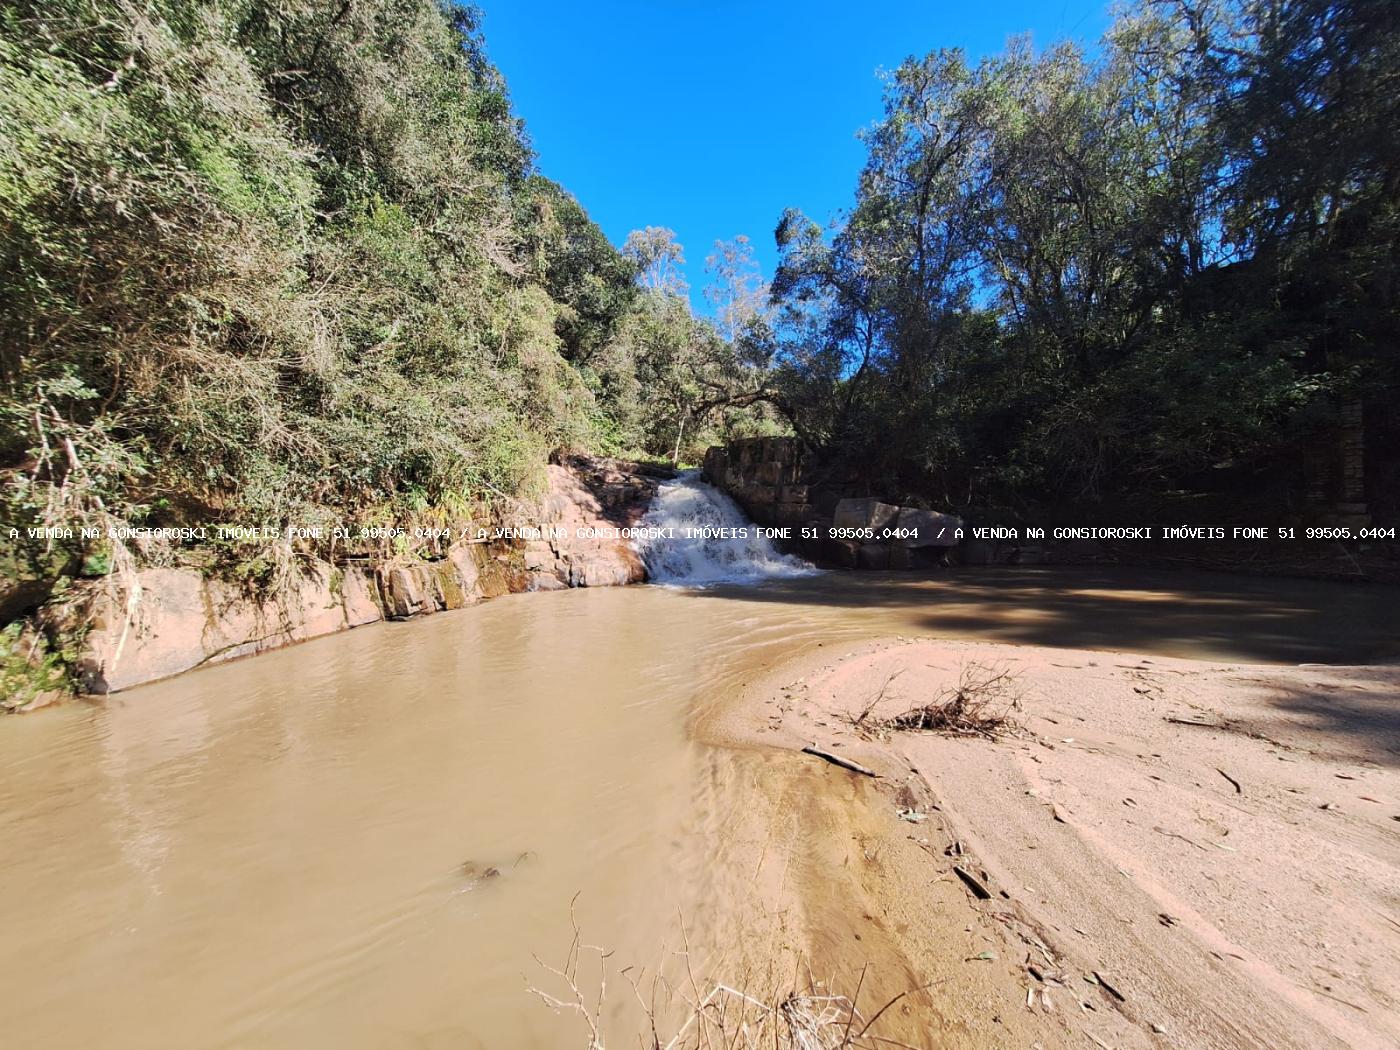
left=598, top=483, right=637, bottom=508
left=523, top=461, right=653, bottom=588
left=567, top=549, right=644, bottom=588
left=742, top=483, right=779, bottom=505
left=895, top=507, right=962, bottom=548
left=448, top=544, right=484, bottom=596
left=340, top=565, right=383, bottom=626
left=779, top=484, right=809, bottom=504
left=432, top=561, right=470, bottom=609
left=771, top=502, right=816, bottom=528
left=522, top=548, right=553, bottom=572
left=476, top=555, right=514, bottom=599
left=384, top=567, right=427, bottom=619
left=856, top=543, right=891, bottom=570
left=74, top=561, right=362, bottom=693
left=833, top=498, right=899, bottom=530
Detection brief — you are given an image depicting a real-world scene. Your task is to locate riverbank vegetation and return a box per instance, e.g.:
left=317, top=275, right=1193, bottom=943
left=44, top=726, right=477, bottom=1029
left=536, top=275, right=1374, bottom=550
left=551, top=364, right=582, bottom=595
left=0, top=0, right=772, bottom=625
left=532, top=907, right=913, bottom=1050
left=762, top=0, right=1398, bottom=521
left=9, top=0, right=1392, bottom=570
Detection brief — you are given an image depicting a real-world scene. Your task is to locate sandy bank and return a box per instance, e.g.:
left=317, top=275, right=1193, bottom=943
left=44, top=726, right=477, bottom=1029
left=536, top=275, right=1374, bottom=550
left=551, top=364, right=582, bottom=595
left=697, top=637, right=1400, bottom=1049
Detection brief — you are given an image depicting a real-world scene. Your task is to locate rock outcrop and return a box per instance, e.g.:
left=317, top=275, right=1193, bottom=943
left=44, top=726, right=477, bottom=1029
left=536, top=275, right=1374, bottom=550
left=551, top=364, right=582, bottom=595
left=519, top=455, right=667, bottom=590
left=63, top=546, right=515, bottom=694
left=45, top=455, right=667, bottom=697
left=702, top=438, right=816, bottom=528
left=703, top=438, right=962, bottom=569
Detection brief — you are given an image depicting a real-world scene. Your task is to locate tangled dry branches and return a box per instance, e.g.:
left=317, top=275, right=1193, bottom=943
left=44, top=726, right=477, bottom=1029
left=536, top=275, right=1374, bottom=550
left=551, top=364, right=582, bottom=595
left=530, top=899, right=923, bottom=1049
left=883, top=661, right=1023, bottom=739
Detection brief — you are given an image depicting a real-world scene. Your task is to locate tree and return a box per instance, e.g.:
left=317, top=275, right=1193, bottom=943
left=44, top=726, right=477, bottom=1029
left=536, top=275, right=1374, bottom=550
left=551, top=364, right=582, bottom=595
left=764, top=0, right=1389, bottom=512
left=767, top=50, right=992, bottom=485
left=622, top=226, right=688, bottom=296
left=704, top=235, right=770, bottom=345
left=0, top=0, right=647, bottom=586
left=521, top=176, right=637, bottom=364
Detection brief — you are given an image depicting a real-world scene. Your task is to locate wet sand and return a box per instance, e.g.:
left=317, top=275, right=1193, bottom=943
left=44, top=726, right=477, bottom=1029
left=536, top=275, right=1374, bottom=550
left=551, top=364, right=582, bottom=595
left=700, top=633, right=1400, bottom=1048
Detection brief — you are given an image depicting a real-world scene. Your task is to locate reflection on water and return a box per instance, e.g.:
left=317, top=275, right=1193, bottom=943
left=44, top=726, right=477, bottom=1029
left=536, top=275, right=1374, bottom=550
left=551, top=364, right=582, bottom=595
left=0, top=568, right=1394, bottom=1048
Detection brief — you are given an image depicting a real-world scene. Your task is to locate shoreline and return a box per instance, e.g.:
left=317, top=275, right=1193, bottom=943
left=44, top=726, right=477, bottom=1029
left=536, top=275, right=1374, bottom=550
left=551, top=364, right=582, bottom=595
left=5, top=455, right=664, bottom=708
left=692, top=635, right=1400, bottom=1048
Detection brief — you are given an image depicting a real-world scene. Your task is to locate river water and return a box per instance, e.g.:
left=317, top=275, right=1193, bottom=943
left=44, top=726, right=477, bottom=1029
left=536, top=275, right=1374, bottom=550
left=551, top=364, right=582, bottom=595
left=3, top=480, right=1397, bottom=1048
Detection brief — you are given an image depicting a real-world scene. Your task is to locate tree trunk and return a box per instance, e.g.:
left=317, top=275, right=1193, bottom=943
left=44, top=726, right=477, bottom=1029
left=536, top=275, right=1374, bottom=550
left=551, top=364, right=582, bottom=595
left=671, top=412, right=687, bottom=466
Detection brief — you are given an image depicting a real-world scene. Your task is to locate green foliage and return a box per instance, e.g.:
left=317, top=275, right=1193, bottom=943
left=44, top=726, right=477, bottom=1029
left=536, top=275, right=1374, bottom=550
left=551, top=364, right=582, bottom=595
left=521, top=176, right=638, bottom=364
left=0, top=0, right=651, bottom=600
left=9, top=0, right=1382, bottom=634
left=769, top=0, right=1399, bottom=514
left=600, top=287, right=778, bottom=464
left=0, top=621, right=71, bottom=711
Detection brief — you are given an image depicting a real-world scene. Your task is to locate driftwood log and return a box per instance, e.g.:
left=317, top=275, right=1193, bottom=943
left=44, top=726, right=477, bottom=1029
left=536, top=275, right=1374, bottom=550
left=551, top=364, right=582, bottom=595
left=801, top=746, right=878, bottom=778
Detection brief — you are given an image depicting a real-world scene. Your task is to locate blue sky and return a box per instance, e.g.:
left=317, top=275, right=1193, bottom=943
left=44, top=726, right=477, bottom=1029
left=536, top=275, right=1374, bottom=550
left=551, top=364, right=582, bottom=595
left=482, top=1, right=1110, bottom=302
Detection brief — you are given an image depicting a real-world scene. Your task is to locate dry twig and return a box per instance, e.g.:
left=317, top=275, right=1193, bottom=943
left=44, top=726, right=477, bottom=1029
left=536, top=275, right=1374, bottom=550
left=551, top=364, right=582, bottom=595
left=882, top=662, right=1023, bottom=740
left=531, top=905, right=926, bottom=1048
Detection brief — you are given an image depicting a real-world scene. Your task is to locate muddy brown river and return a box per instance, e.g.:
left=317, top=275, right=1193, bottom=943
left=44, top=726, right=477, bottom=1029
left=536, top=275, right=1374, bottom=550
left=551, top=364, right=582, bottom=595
left=2, top=568, right=1396, bottom=1048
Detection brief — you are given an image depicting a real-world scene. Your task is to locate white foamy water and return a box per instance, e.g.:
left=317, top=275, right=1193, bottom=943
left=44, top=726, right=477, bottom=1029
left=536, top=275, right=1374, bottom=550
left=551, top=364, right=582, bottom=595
left=636, top=470, right=819, bottom=585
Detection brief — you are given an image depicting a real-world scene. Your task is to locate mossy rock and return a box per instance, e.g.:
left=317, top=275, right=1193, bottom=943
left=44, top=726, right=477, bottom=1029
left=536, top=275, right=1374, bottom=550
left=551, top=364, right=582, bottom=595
left=0, top=621, right=73, bottom=712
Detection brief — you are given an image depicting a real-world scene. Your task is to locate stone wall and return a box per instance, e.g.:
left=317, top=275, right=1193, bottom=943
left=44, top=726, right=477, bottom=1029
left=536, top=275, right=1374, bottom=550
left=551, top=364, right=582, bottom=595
left=40, top=456, right=665, bottom=698
left=703, top=438, right=962, bottom=569
left=702, top=437, right=817, bottom=528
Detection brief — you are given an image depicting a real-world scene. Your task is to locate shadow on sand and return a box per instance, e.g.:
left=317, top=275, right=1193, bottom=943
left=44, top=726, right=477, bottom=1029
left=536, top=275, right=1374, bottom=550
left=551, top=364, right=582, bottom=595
left=692, top=565, right=1400, bottom=665
left=690, top=565, right=1400, bottom=764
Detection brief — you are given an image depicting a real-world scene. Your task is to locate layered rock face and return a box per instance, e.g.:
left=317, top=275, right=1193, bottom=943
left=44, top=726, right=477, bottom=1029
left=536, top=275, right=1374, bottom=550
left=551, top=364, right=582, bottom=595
left=68, top=550, right=513, bottom=694
left=59, top=456, right=666, bottom=695
left=828, top=499, right=961, bottom=569
left=702, top=438, right=814, bottom=528
left=703, top=438, right=962, bottom=569
left=520, top=456, right=667, bottom=589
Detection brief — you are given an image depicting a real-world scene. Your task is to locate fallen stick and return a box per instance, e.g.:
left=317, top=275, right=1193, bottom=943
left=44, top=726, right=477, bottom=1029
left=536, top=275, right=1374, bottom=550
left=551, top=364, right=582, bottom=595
left=801, top=746, right=878, bottom=778
left=1215, top=767, right=1243, bottom=794
left=1165, top=716, right=1224, bottom=728
left=952, top=866, right=993, bottom=900
left=1312, top=988, right=1369, bottom=1014
left=1371, top=907, right=1400, bottom=933
left=1093, top=971, right=1127, bottom=1002
left=1154, top=825, right=1209, bottom=851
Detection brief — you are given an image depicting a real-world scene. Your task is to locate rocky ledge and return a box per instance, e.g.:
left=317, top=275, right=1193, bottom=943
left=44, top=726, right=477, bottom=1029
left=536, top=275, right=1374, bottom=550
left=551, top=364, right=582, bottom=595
left=28, top=455, right=669, bottom=699
left=703, top=438, right=961, bottom=569
left=520, top=454, right=671, bottom=589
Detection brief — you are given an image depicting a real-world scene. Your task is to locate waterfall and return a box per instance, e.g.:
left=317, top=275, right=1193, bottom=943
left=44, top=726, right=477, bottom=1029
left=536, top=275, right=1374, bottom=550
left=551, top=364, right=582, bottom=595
left=635, top=471, right=818, bottom=585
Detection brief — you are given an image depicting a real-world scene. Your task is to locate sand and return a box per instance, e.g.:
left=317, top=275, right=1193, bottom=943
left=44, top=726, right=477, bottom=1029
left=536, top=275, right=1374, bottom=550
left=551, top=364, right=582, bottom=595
left=697, top=637, right=1400, bottom=1049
